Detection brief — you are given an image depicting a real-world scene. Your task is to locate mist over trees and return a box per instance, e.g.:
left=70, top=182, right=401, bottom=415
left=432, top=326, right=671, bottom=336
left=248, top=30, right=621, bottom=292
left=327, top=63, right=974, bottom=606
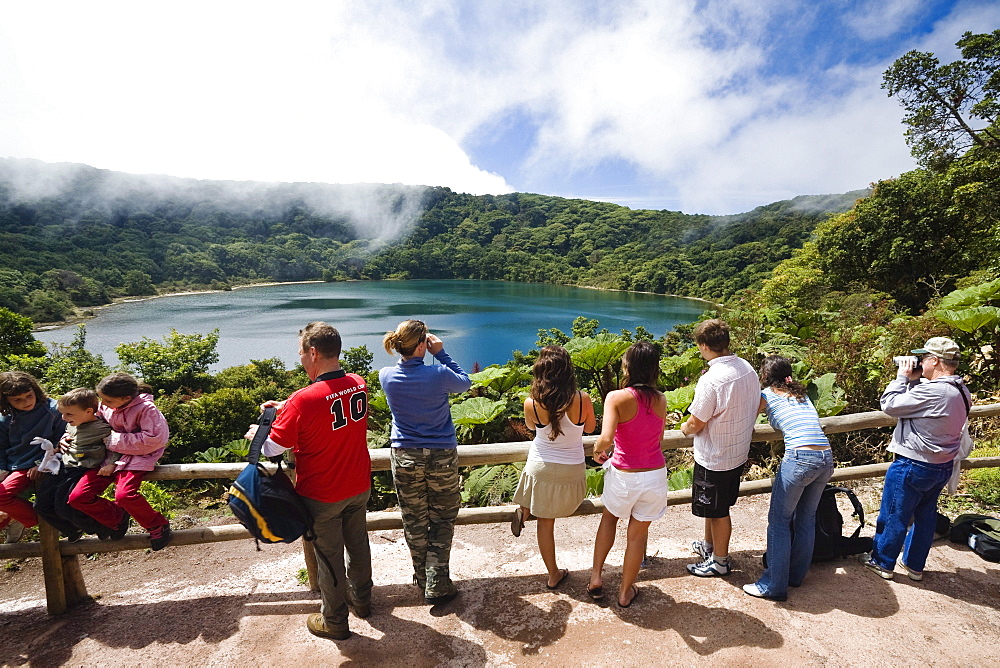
left=0, top=158, right=863, bottom=323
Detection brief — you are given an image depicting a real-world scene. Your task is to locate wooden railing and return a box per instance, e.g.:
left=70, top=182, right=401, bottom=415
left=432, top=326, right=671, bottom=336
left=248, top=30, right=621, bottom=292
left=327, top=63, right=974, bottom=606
left=3, top=403, right=999, bottom=614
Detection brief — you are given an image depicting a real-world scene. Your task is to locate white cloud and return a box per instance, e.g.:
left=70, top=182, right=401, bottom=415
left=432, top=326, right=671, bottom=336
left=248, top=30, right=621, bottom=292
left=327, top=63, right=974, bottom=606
left=0, top=1, right=511, bottom=195
left=2, top=0, right=999, bottom=217
left=843, top=0, right=928, bottom=41
left=673, top=66, right=915, bottom=213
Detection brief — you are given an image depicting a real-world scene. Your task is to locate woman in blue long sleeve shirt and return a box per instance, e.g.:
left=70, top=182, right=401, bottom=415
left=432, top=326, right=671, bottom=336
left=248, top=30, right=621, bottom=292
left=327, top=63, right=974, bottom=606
left=380, top=320, right=471, bottom=604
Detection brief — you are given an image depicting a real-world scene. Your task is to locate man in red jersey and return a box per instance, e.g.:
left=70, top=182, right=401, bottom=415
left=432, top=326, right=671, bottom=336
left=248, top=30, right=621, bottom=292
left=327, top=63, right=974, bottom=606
left=251, top=321, right=371, bottom=642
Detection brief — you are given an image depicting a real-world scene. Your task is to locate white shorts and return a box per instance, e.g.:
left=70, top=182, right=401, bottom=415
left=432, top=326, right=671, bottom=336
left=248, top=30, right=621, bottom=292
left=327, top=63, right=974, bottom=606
left=601, top=465, right=668, bottom=522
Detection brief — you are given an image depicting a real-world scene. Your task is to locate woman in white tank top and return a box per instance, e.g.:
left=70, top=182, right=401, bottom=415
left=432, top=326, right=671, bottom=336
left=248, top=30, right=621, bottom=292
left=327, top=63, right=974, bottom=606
left=511, top=346, right=596, bottom=589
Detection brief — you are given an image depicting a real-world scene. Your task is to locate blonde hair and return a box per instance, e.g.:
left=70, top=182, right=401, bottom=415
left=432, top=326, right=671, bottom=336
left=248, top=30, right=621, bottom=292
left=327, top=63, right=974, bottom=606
left=383, top=320, right=427, bottom=357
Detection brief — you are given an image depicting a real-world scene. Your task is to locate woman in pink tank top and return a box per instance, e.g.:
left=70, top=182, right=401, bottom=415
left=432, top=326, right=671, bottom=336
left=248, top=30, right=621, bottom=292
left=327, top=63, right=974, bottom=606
left=589, top=341, right=667, bottom=608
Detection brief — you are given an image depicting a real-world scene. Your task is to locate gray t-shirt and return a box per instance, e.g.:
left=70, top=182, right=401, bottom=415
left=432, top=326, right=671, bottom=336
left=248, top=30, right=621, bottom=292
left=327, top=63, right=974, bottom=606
left=62, top=419, right=112, bottom=469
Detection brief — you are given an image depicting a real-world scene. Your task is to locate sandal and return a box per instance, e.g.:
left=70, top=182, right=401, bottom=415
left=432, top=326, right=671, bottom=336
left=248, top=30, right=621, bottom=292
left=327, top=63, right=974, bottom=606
left=546, top=569, right=570, bottom=590
left=510, top=508, right=525, bottom=537
left=618, top=585, right=639, bottom=608
left=587, top=584, right=604, bottom=600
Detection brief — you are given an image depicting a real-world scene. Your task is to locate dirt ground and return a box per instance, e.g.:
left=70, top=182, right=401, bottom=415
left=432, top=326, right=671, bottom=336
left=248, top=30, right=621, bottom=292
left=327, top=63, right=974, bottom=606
left=2, top=493, right=999, bottom=667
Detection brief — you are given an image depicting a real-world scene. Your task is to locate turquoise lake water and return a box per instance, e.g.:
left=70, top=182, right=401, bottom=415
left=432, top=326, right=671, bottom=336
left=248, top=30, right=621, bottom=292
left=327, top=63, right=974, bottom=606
left=35, top=280, right=709, bottom=371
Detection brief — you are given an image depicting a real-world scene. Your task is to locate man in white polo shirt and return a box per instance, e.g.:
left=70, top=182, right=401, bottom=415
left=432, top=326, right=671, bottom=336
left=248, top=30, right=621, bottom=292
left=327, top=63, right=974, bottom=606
left=680, top=319, right=760, bottom=577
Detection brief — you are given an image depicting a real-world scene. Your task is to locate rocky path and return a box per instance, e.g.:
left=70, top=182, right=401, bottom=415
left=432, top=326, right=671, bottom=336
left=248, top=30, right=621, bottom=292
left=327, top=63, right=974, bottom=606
left=2, top=495, right=999, bottom=667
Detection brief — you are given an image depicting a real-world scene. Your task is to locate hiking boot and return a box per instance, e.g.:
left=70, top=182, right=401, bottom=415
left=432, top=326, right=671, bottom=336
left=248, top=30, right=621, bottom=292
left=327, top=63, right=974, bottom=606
left=111, top=513, right=131, bottom=540
left=4, top=521, right=24, bottom=544
left=306, top=613, right=351, bottom=641
left=691, top=539, right=713, bottom=560
left=742, top=582, right=787, bottom=602
left=897, top=558, right=923, bottom=582
left=149, top=524, right=172, bottom=551
left=346, top=594, right=371, bottom=618
left=425, top=582, right=459, bottom=605
left=858, top=552, right=894, bottom=580
left=687, top=556, right=730, bottom=577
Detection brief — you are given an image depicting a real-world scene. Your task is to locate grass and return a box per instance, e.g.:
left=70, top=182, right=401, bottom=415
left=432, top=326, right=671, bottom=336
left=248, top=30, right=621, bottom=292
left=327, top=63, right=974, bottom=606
left=964, top=443, right=1000, bottom=510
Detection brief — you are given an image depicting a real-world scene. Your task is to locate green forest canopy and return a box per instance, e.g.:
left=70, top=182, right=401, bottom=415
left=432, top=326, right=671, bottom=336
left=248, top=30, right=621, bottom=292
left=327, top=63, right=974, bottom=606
left=0, top=156, right=865, bottom=322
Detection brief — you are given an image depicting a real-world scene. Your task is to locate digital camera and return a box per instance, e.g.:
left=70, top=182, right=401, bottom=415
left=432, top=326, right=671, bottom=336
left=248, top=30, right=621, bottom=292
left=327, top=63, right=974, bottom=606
left=893, top=355, right=922, bottom=373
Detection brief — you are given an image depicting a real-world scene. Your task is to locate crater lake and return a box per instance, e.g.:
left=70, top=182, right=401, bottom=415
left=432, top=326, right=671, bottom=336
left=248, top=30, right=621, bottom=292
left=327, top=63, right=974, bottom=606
left=35, top=280, right=710, bottom=371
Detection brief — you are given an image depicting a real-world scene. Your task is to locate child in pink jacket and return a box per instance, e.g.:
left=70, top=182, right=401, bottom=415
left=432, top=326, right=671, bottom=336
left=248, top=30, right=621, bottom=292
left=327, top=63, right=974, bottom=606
left=68, top=373, right=172, bottom=550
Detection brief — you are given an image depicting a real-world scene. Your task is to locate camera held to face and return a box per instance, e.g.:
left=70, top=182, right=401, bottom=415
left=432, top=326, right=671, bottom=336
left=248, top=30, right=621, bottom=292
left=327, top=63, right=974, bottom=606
left=892, top=355, right=922, bottom=375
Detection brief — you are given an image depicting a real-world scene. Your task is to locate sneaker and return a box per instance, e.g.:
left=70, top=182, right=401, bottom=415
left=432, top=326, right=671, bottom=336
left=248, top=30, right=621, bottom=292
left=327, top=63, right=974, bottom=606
left=4, top=521, right=24, bottom=544
left=742, top=583, right=787, bottom=602
left=111, top=513, right=131, bottom=540
left=687, top=556, right=730, bottom=577
left=149, top=524, right=172, bottom=551
left=306, top=613, right=351, bottom=641
left=691, top=539, right=713, bottom=560
left=858, top=552, right=894, bottom=580
left=897, top=558, right=924, bottom=582
left=64, top=528, right=85, bottom=543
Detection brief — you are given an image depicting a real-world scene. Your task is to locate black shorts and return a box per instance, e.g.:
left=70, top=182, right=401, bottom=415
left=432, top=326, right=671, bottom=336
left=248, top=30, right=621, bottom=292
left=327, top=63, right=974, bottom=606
left=691, top=461, right=745, bottom=518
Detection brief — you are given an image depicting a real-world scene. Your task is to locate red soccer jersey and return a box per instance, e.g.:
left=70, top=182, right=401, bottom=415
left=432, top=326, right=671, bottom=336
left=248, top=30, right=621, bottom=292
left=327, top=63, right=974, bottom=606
left=268, top=371, right=371, bottom=503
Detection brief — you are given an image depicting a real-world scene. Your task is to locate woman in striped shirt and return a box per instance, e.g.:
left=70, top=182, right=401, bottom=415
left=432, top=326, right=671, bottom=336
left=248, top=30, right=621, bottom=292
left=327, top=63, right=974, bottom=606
left=743, top=355, right=833, bottom=602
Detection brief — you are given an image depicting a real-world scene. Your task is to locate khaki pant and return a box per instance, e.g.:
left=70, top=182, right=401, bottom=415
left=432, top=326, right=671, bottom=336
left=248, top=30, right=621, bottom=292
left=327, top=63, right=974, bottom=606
left=303, top=488, right=373, bottom=631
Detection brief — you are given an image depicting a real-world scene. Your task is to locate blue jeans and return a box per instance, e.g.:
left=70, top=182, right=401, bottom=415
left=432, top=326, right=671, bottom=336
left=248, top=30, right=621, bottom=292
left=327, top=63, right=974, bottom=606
left=756, top=448, right=834, bottom=597
left=870, top=455, right=952, bottom=572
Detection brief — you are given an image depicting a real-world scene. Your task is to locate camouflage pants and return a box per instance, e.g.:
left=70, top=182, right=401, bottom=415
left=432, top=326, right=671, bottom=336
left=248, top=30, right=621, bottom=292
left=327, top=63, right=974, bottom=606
left=390, top=447, right=461, bottom=598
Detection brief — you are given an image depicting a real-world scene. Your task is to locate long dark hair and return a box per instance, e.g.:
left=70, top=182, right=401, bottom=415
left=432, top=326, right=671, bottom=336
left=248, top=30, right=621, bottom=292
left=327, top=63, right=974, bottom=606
left=760, top=355, right=807, bottom=402
left=530, top=346, right=578, bottom=438
left=96, top=373, right=152, bottom=400
left=621, top=341, right=661, bottom=406
left=0, top=371, right=47, bottom=416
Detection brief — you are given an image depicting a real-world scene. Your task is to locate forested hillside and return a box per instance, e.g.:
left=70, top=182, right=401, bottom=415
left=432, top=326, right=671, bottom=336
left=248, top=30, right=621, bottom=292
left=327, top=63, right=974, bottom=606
left=0, top=30, right=997, bottom=489
left=0, top=157, right=862, bottom=322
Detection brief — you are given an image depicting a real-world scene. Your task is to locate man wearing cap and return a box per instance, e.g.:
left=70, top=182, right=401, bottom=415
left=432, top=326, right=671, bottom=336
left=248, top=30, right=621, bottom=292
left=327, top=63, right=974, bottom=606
left=860, top=337, right=972, bottom=581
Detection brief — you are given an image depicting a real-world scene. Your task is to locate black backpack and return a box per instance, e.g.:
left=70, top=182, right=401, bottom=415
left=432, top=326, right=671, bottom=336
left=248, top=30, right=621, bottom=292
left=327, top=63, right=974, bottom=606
left=950, top=514, right=1000, bottom=562
left=227, top=407, right=315, bottom=547
left=764, top=485, right=872, bottom=567
left=812, top=485, right=873, bottom=561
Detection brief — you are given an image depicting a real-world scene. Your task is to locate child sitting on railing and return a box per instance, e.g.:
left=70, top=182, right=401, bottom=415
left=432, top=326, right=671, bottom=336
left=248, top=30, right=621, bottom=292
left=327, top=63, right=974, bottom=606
left=34, top=388, right=113, bottom=541
left=0, top=372, right=66, bottom=543
left=67, top=373, right=173, bottom=551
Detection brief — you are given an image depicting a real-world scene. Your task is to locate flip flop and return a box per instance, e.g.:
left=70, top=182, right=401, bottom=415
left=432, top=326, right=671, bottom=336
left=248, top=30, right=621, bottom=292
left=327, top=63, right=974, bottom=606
left=546, top=568, right=570, bottom=590
left=587, top=584, right=604, bottom=600
left=618, top=585, right=639, bottom=608
left=510, top=509, right=524, bottom=537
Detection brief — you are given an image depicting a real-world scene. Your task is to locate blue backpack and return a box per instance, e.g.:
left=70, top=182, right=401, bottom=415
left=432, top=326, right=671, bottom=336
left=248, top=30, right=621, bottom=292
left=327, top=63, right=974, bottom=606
left=227, top=407, right=315, bottom=546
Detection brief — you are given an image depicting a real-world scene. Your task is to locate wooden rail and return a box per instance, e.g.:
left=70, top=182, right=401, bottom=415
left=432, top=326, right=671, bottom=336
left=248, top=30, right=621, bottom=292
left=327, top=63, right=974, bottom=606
left=3, top=403, right=999, bottom=614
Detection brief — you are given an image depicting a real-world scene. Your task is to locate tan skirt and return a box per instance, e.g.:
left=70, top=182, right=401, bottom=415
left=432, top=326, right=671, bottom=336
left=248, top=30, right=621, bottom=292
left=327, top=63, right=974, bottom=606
left=512, top=459, right=586, bottom=519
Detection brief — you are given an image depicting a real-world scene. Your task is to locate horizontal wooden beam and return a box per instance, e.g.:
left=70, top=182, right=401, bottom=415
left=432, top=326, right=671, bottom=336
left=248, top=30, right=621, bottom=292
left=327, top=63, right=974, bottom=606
left=142, top=403, right=1000, bottom=478
left=5, top=455, right=999, bottom=561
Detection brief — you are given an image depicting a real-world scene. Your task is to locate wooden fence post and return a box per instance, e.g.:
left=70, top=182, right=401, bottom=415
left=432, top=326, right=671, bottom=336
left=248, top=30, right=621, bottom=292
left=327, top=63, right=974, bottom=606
left=61, top=553, right=90, bottom=607
left=37, top=519, right=67, bottom=615
left=285, top=451, right=319, bottom=591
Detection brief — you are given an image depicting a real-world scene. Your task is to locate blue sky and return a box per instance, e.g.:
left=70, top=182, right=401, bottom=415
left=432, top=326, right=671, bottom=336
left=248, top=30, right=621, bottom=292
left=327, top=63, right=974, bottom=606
left=1, top=0, right=998, bottom=215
